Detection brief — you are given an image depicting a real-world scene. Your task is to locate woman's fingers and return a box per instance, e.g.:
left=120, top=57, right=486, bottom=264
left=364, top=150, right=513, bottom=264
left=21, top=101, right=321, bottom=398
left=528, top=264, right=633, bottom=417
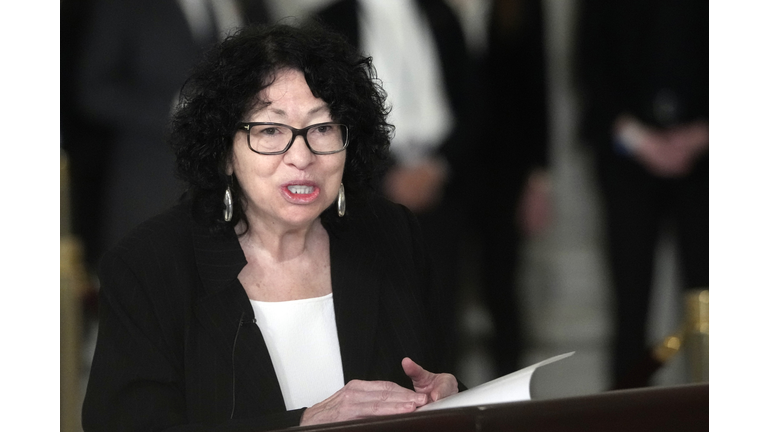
left=348, top=379, right=414, bottom=393
left=401, top=357, right=432, bottom=386
left=428, top=374, right=459, bottom=401
left=300, top=380, right=428, bottom=426
left=345, top=380, right=429, bottom=404
left=401, top=358, right=459, bottom=402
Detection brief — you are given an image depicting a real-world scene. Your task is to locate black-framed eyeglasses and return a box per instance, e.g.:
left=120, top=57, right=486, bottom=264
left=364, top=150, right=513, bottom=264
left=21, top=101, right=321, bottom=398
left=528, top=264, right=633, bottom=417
left=238, top=122, right=349, bottom=155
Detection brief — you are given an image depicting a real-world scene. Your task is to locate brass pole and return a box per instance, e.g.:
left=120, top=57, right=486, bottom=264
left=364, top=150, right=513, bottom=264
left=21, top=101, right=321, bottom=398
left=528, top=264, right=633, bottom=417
left=61, top=151, right=87, bottom=432
left=685, top=289, right=709, bottom=383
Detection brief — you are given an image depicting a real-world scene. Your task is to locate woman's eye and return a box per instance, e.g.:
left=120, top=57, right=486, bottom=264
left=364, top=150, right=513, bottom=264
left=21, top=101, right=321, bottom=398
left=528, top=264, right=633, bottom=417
left=313, top=125, right=335, bottom=135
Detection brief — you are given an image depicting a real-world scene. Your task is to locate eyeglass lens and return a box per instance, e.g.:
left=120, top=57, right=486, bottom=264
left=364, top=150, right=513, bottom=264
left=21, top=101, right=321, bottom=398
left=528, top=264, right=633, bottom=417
left=249, top=124, right=347, bottom=154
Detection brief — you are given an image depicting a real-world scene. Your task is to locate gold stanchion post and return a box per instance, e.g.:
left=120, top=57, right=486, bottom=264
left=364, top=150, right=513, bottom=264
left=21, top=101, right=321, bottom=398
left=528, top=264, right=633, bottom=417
left=61, top=151, right=89, bottom=432
left=685, top=289, right=709, bottom=383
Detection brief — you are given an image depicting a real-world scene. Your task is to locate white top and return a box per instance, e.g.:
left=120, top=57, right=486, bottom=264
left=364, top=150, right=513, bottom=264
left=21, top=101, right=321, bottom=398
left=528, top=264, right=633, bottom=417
left=359, top=0, right=454, bottom=165
left=249, top=293, right=345, bottom=410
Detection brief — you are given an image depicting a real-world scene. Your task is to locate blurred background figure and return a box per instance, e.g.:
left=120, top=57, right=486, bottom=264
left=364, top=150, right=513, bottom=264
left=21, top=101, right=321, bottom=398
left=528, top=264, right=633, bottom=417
left=462, top=0, right=552, bottom=378
left=575, top=0, right=709, bottom=388
left=61, top=0, right=271, bottom=274
left=314, top=0, right=476, bottom=371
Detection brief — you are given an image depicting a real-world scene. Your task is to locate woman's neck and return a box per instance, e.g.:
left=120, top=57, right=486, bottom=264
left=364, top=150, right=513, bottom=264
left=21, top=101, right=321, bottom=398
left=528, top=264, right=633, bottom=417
left=236, top=216, right=332, bottom=302
left=237, top=217, right=324, bottom=263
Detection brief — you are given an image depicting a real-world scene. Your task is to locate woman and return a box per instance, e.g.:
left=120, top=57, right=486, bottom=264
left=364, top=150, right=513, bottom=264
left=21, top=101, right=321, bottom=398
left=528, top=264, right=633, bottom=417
left=82, top=22, right=459, bottom=431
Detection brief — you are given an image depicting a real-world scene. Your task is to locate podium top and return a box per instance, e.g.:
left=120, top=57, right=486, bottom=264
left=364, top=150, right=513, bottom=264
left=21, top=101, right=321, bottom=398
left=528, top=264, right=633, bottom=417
left=291, top=383, right=708, bottom=432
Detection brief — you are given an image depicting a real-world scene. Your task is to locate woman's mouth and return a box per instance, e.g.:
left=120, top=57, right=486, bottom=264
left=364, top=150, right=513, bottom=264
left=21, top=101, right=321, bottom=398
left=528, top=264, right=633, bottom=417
left=282, top=183, right=321, bottom=203
left=287, top=185, right=315, bottom=194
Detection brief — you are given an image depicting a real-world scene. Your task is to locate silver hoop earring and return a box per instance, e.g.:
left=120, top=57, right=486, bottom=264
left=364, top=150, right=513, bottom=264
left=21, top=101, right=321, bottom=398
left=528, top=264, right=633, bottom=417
left=337, top=183, right=346, bottom=217
left=223, top=186, right=233, bottom=222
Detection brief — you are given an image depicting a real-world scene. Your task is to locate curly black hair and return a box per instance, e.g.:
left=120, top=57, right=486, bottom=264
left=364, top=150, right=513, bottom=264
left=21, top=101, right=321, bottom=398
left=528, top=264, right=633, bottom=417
left=170, top=22, right=392, bottom=233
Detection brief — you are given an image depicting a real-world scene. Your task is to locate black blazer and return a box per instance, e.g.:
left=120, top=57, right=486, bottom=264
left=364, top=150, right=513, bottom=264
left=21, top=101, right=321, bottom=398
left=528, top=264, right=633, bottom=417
left=82, top=197, right=451, bottom=431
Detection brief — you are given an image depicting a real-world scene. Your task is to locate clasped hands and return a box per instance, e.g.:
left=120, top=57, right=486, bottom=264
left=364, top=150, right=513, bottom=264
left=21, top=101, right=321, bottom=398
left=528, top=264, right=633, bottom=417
left=300, top=357, right=458, bottom=426
left=614, top=115, right=709, bottom=177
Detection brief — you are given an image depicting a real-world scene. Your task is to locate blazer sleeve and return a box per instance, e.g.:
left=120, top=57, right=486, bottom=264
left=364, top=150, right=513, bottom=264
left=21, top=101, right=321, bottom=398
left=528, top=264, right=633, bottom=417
left=83, top=249, right=193, bottom=430
left=82, top=250, right=305, bottom=432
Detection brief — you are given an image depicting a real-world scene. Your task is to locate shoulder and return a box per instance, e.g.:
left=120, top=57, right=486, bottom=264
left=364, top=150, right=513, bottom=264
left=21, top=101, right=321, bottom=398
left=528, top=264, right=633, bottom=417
left=104, top=203, right=194, bottom=263
left=324, top=194, right=422, bottom=250
left=348, top=195, right=419, bottom=234
left=96, top=202, right=208, bottom=332
left=338, top=196, right=427, bottom=268
left=98, top=203, right=199, bottom=289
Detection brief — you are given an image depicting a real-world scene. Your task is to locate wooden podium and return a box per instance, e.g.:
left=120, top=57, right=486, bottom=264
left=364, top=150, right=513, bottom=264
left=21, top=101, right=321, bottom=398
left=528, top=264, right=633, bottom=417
left=292, top=383, right=707, bottom=432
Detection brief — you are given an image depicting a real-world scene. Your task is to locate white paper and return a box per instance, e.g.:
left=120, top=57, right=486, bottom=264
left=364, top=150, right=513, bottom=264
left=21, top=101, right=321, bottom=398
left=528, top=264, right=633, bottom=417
left=417, top=352, right=575, bottom=412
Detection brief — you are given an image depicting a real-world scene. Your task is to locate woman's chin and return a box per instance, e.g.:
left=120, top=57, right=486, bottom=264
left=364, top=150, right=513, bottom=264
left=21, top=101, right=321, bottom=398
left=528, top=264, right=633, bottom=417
left=275, top=205, right=328, bottom=228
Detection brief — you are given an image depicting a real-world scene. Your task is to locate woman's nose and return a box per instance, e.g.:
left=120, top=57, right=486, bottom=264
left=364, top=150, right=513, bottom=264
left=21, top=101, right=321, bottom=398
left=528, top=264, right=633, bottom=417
left=282, top=135, right=315, bottom=168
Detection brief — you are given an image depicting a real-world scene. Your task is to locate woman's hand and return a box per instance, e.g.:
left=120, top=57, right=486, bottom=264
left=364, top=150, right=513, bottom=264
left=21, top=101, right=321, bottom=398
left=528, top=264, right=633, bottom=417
left=401, top=357, right=459, bottom=403
left=300, top=379, right=429, bottom=426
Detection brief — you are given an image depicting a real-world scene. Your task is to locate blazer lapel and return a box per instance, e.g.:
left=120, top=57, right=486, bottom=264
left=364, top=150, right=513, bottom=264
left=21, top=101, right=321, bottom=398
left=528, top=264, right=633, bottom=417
left=191, top=223, right=286, bottom=415
left=327, top=217, right=382, bottom=383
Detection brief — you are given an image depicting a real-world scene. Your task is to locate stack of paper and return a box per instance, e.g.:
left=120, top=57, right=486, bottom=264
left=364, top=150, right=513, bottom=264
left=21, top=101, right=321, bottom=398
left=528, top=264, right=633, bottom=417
left=417, top=352, right=575, bottom=411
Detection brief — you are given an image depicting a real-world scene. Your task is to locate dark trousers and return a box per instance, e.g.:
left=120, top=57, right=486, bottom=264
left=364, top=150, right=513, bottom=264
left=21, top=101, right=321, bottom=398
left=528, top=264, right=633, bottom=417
left=415, top=181, right=467, bottom=373
left=469, top=167, right=528, bottom=377
left=476, top=203, right=524, bottom=377
left=597, top=148, right=709, bottom=387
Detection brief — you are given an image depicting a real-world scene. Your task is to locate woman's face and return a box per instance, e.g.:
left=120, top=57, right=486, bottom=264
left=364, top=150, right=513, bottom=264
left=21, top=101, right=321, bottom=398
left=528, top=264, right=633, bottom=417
left=228, top=68, right=346, bottom=231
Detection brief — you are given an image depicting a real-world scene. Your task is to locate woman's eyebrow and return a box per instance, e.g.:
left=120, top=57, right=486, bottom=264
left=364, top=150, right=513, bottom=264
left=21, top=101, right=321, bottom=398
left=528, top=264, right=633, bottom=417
left=307, top=105, right=330, bottom=116
left=253, top=104, right=329, bottom=119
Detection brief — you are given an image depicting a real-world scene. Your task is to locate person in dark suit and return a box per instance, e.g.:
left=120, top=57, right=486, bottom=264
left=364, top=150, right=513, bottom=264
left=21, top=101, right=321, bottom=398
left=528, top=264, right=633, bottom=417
left=67, top=0, right=269, bottom=270
left=471, top=0, right=552, bottom=377
left=576, top=0, right=709, bottom=388
left=82, top=23, right=460, bottom=431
